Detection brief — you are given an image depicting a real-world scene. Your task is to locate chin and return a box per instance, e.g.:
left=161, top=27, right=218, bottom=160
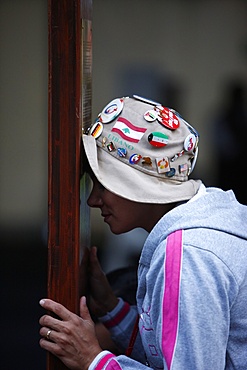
left=109, top=224, right=134, bottom=235
left=109, top=227, right=125, bottom=235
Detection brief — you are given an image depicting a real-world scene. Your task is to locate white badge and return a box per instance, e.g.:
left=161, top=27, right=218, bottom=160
left=100, top=98, right=124, bottom=123
left=184, top=133, right=196, bottom=152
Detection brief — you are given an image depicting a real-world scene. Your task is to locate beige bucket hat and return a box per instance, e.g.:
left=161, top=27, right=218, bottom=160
left=83, top=95, right=201, bottom=204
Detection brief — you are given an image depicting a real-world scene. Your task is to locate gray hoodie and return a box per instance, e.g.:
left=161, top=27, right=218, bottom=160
left=92, top=185, right=247, bottom=370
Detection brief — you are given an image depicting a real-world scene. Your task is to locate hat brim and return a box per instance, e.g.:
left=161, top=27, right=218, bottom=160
left=83, top=135, right=201, bottom=204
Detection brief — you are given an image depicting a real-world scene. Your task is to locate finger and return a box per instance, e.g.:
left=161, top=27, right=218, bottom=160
left=39, top=312, right=64, bottom=330
left=80, top=247, right=89, bottom=268
left=40, top=327, right=56, bottom=341
left=80, top=296, right=92, bottom=320
left=39, top=299, right=72, bottom=321
left=90, top=247, right=105, bottom=276
left=90, top=246, right=100, bottom=264
left=39, top=337, right=62, bottom=356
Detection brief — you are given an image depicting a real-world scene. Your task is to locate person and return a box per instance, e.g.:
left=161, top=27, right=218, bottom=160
left=39, top=95, right=247, bottom=370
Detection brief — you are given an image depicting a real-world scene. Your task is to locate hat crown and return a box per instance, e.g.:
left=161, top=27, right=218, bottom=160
left=88, top=96, right=199, bottom=182
left=83, top=95, right=201, bottom=204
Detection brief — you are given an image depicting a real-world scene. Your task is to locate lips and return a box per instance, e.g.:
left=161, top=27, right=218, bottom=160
left=101, top=212, right=111, bottom=223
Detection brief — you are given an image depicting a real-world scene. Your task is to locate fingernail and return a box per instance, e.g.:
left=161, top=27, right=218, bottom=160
left=39, top=299, right=45, bottom=306
left=81, top=296, right=86, bottom=305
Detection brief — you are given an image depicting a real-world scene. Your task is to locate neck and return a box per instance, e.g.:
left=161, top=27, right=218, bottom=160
left=143, top=203, right=177, bottom=232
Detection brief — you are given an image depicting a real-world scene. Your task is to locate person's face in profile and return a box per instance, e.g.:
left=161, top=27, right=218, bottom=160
left=87, top=175, right=162, bottom=234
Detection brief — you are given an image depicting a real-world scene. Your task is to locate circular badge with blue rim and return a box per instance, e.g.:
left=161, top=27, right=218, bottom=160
left=129, top=154, right=142, bottom=164
left=100, top=98, right=124, bottom=123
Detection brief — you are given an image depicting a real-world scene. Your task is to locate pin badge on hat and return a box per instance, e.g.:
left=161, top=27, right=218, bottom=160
left=142, top=157, right=152, bottom=166
left=144, top=109, right=158, bottom=122
left=156, top=157, right=170, bottom=174
left=107, top=142, right=115, bottom=152
left=89, top=121, right=103, bottom=139
left=100, top=98, right=124, bottom=123
left=179, top=163, right=189, bottom=173
left=129, top=154, right=142, bottom=164
left=117, top=148, right=127, bottom=157
left=148, top=132, right=169, bottom=147
left=184, top=134, right=196, bottom=152
left=171, top=149, right=185, bottom=162
left=157, top=107, right=180, bottom=130
left=165, top=168, right=176, bottom=177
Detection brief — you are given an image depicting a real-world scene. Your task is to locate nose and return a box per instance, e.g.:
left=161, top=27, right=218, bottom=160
left=87, top=182, right=103, bottom=208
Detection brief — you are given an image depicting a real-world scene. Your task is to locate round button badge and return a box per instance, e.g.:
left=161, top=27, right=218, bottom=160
left=165, top=168, right=176, bottom=177
left=99, top=98, right=124, bottom=123
left=129, top=154, right=142, bottom=164
left=144, top=109, right=158, bottom=122
left=89, top=121, right=103, bottom=139
left=157, top=107, right=180, bottom=130
left=148, top=132, right=169, bottom=147
left=184, top=134, right=196, bottom=152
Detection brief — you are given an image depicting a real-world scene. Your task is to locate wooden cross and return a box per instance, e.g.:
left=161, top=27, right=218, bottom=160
left=47, top=0, right=92, bottom=368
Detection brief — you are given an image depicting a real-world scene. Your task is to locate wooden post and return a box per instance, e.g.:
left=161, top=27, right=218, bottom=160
left=47, top=0, right=92, bottom=369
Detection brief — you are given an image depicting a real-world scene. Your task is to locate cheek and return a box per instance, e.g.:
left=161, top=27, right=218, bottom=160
left=104, top=195, right=142, bottom=232
left=110, top=211, right=138, bottom=234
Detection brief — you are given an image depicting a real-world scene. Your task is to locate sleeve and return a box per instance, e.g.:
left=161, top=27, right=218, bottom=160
left=88, top=299, right=149, bottom=369
left=88, top=351, right=149, bottom=370
left=98, top=298, right=146, bottom=363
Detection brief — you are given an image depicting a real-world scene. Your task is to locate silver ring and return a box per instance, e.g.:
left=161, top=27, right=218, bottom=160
left=46, top=329, right=52, bottom=341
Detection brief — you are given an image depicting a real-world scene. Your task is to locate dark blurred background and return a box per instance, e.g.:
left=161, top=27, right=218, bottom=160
left=1, top=0, right=247, bottom=368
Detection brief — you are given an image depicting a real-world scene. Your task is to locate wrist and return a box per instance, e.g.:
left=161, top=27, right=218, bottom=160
left=98, top=296, right=119, bottom=317
left=105, top=295, right=119, bottom=313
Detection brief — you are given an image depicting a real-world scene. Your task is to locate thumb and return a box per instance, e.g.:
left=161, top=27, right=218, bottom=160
left=80, top=296, right=91, bottom=320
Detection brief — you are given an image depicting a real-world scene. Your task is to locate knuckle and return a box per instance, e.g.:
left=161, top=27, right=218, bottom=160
left=42, top=315, right=51, bottom=326
left=55, top=346, right=64, bottom=357
left=39, top=315, right=46, bottom=325
left=62, top=321, right=75, bottom=336
left=63, top=326, right=71, bottom=336
left=53, top=303, right=63, bottom=316
left=58, top=334, right=69, bottom=347
left=39, top=327, right=45, bottom=336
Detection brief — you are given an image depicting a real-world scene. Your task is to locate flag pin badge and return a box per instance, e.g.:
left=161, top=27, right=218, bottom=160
left=148, top=132, right=169, bottom=147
